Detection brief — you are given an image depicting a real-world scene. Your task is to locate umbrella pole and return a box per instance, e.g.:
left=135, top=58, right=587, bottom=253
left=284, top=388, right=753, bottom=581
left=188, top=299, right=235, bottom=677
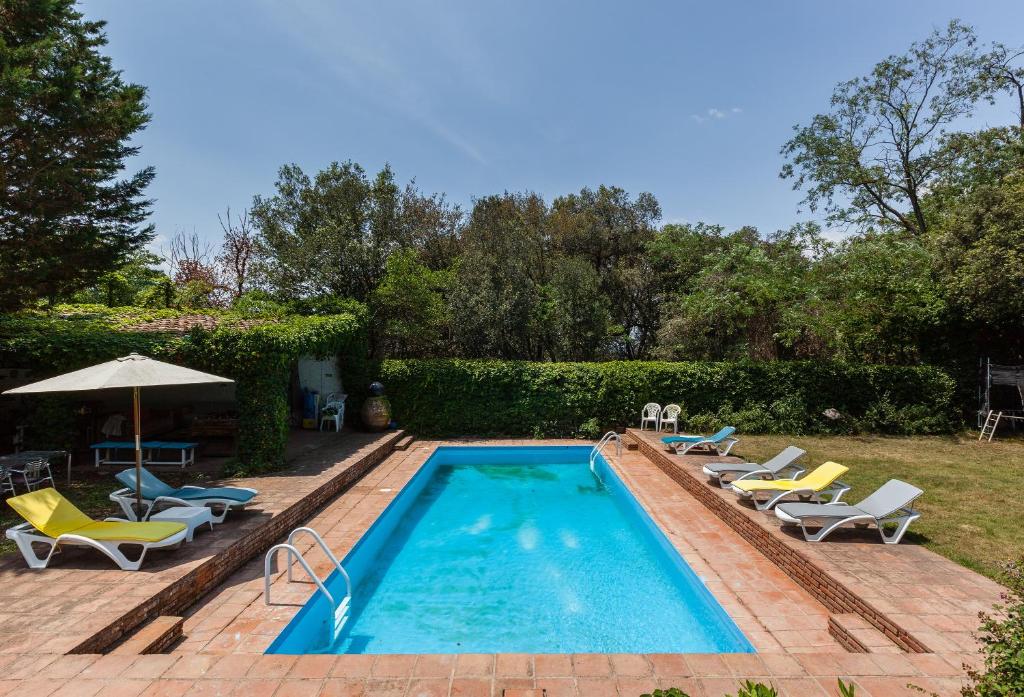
left=133, top=386, right=143, bottom=517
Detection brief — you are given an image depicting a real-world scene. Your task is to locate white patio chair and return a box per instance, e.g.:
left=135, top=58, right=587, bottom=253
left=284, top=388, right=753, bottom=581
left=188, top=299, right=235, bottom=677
left=319, top=392, right=347, bottom=432
left=640, top=403, right=661, bottom=431
left=16, top=458, right=54, bottom=492
left=0, top=464, right=14, bottom=497
left=659, top=404, right=681, bottom=434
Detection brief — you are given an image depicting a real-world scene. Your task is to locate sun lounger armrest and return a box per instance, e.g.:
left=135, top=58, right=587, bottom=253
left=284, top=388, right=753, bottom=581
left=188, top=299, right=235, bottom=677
left=5, top=521, right=36, bottom=540
left=829, top=481, right=851, bottom=502
left=153, top=495, right=192, bottom=509
left=109, top=487, right=151, bottom=521
left=731, top=468, right=772, bottom=483
left=777, top=465, right=806, bottom=480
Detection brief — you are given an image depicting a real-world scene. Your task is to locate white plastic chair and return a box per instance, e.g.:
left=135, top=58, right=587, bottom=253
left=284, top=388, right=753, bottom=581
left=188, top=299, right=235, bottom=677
left=659, top=404, right=681, bottom=434
left=319, top=392, right=347, bottom=432
left=640, top=403, right=661, bottom=431
left=16, top=458, right=54, bottom=492
left=0, top=465, right=14, bottom=497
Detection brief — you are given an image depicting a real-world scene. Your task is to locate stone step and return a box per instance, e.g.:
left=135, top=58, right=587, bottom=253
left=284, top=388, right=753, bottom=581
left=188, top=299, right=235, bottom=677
left=394, top=435, right=415, bottom=451
left=829, top=613, right=904, bottom=654
left=111, top=616, right=183, bottom=655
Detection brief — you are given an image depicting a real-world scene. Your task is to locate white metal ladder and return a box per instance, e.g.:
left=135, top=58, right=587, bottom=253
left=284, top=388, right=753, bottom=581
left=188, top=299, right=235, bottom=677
left=265, top=527, right=352, bottom=641
left=590, top=431, right=622, bottom=472
left=980, top=410, right=1003, bottom=442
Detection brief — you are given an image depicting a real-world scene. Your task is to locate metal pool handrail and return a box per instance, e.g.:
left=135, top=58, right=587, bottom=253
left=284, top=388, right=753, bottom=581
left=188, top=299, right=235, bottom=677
left=265, top=526, right=354, bottom=646
left=264, top=543, right=335, bottom=608
left=287, top=526, right=352, bottom=600
left=590, top=431, right=622, bottom=472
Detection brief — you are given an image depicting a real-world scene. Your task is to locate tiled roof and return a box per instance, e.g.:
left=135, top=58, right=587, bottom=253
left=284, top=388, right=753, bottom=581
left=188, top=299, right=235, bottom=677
left=127, top=314, right=266, bottom=334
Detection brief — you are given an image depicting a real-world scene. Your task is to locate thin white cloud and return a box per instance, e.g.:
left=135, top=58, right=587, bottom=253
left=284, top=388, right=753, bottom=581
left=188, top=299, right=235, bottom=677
left=255, top=1, right=489, bottom=165
left=690, top=106, right=742, bottom=124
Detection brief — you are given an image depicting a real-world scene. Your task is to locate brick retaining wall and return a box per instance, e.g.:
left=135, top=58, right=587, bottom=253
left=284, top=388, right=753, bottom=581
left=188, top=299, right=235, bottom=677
left=625, top=429, right=930, bottom=654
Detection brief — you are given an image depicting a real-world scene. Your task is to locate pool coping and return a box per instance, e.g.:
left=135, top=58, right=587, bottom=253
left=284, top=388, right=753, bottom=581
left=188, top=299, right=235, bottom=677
left=180, top=439, right=854, bottom=656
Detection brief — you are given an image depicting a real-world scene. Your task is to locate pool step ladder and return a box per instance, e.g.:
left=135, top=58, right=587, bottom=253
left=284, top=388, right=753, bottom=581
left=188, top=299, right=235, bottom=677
left=264, top=527, right=352, bottom=641
left=590, top=431, right=622, bottom=473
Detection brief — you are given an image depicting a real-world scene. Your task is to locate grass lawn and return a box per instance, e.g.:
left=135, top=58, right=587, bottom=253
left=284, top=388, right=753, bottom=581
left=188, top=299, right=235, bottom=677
left=732, top=433, right=1024, bottom=581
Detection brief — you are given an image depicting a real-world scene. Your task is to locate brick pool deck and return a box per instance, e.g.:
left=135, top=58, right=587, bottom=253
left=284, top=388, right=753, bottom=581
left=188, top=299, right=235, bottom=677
left=0, top=432, right=999, bottom=696
left=0, top=430, right=404, bottom=654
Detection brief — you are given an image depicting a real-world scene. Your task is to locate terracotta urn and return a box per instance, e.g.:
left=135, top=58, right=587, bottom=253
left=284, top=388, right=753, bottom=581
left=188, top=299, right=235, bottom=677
left=361, top=382, right=391, bottom=431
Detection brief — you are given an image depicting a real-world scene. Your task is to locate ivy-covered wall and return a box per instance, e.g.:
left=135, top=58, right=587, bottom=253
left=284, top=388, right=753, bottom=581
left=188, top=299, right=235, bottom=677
left=377, top=359, right=957, bottom=438
left=0, top=305, right=366, bottom=474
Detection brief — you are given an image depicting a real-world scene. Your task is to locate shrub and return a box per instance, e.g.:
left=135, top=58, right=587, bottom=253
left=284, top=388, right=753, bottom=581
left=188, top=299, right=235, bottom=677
left=963, top=558, right=1024, bottom=696
left=377, top=359, right=956, bottom=437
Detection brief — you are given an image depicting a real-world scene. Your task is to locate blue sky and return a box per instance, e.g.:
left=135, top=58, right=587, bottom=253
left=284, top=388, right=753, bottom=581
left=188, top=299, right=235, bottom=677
left=82, top=1, right=1024, bottom=249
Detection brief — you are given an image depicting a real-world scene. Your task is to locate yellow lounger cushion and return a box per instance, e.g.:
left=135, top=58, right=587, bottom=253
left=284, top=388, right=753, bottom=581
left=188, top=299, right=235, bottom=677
left=7, top=487, right=185, bottom=542
left=72, top=521, right=186, bottom=542
left=732, top=461, right=848, bottom=493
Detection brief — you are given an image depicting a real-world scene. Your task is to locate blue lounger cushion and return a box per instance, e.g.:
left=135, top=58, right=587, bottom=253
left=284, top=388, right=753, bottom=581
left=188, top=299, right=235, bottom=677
left=170, top=486, right=255, bottom=503
left=115, top=467, right=256, bottom=503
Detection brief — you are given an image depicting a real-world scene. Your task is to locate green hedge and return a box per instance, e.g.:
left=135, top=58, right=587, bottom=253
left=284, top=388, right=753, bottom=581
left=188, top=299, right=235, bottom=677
left=378, top=359, right=956, bottom=437
left=0, top=307, right=366, bottom=474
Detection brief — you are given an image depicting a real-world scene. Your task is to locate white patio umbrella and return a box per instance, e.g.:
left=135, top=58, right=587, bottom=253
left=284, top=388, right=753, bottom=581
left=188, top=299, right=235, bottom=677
left=3, top=353, right=233, bottom=513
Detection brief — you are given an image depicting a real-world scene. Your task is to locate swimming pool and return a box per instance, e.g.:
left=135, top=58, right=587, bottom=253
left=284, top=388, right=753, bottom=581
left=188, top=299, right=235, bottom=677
left=267, top=445, right=753, bottom=654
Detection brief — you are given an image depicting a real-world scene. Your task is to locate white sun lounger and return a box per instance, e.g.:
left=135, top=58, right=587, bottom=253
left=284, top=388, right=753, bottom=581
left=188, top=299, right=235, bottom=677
left=662, top=426, right=738, bottom=456
left=111, top=467, right=258, bottom=523
left=731, top=461, right=850, bottom=511
left=5, top=488, right=187, bottom=571
left=775, top=479, right=923, bottom=544
left=702, top=445, right=807, bottom=487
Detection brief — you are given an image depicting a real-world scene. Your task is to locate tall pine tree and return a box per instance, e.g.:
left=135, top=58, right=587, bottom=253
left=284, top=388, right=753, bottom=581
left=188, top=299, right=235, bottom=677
left=0, top=0, right=154, bottom=309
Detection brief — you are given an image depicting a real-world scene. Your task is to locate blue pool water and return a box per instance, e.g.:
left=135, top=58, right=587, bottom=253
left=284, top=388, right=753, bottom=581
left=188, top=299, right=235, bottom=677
left=267, top=446, right=752, bottom=654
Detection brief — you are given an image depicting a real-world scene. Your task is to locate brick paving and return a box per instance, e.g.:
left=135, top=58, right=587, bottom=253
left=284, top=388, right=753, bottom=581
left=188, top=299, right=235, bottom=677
left=0, top=649, right=974, bottom=696
left=0, top=433, right=997, bottom=696
left=0, top=430, right=402, bottom=655
left=626, top=428, right=1003, bottom=656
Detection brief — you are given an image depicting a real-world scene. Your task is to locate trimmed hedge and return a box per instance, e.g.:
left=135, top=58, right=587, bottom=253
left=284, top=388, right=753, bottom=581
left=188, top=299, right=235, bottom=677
left=0, top=307, right=366, bottom=473
left=378, top=359, right=956, bottom=437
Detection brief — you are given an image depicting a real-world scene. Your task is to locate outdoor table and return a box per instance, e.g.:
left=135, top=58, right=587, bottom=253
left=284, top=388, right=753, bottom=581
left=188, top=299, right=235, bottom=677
left=0, top=450, right=72, bottom=486
left=91, top=440, right=199, bottom=469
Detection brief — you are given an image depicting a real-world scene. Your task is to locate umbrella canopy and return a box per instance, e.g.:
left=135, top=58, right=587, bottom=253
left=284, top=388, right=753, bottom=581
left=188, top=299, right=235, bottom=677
left=3, top=353, right=233, bottom=514
left=4, top=353, right=232, bottom=394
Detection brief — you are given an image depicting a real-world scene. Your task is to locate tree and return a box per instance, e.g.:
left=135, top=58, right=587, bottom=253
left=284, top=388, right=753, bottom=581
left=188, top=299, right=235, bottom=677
left=166, top=230, right=222, bottom=308
left=251, top=161, right=460, bottom=303
left=369, top=249, right=452, bottom=358
left=543, top=256, right=611, bottom=361
left=548, top=186, right=662, bottom=357
left=979, top=42, right=1024, bottom=130
left=781, top=20, right=986, bottom=236
left=216, top=207, right=255, bottom=302
left=655, top=225, right=820, bottom=361
left=932, top=165, right=1024, bottom=358
left=809, top=234, right=947, bottom=363
left=449, top=193, right=549, bottom=359
left=0, top=0, right=154, bottom=310
left=71, top=250, right=168, bottom=307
